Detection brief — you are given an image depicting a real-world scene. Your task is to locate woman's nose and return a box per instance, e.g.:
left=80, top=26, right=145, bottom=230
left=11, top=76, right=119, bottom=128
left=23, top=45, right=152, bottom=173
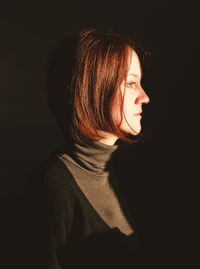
left=143, top=89, right=150, bottom=104
left=135, top=87, right=150, bottom=104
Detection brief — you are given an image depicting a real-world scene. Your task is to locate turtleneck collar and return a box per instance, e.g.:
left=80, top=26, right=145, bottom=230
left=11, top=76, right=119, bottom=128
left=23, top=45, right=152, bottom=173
left=61, top=141, right=118, bottom=177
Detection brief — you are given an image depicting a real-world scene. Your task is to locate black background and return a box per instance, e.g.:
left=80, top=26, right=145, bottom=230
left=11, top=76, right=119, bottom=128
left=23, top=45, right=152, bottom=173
left=1, top=0, right=199, bottom=268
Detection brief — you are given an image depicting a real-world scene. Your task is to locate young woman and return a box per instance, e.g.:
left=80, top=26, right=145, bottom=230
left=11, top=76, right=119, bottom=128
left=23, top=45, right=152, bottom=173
left=27, top=28, right=150, bottom=269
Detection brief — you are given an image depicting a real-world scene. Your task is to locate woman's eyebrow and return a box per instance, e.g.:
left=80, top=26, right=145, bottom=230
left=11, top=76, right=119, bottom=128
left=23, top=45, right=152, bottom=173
left=128, top=73, right=137, bottom=77
left=127, top=73, right=142, bottom=79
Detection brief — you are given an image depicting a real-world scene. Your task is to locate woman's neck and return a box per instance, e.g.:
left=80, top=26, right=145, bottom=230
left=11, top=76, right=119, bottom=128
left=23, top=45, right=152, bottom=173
left=98, top=131, right=119, bottom=146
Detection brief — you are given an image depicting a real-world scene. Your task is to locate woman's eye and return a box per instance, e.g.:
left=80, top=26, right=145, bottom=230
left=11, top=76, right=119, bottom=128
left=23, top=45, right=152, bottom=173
left=127, top=82, right=136, bottom=88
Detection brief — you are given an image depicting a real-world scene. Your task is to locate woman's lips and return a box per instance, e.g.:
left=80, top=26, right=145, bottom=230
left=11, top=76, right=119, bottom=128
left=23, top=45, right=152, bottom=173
left=134, top=111, right=142, bottom=116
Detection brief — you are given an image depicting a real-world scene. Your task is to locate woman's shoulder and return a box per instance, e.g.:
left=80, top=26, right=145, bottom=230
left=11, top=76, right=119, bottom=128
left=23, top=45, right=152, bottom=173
left=36, top=154, right=72, bottom=180
left=26, top=153, right=77, bottom=229
left=23, top=155, right=76, bottom=264
left=27, top=154, right=77, bottom=207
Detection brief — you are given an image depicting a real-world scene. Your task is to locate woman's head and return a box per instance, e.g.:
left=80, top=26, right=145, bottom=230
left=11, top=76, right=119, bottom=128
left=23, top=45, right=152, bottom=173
left=46, top=28, right=150, bottom=144
left=69, top=28, right=150, bottom=144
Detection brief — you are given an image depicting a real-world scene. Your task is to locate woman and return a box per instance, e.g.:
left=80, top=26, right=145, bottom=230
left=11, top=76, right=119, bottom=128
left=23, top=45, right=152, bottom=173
left=27, top=28, right=150, bottom=269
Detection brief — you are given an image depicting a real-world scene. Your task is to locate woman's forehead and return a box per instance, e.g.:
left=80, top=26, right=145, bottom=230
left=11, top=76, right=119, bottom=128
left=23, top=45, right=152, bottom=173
left=127, top=50, right=142, bottom=79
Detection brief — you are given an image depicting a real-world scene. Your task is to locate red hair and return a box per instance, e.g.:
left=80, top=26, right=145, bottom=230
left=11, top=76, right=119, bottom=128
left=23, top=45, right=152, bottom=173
left=67, top=28, right=147, bottom=144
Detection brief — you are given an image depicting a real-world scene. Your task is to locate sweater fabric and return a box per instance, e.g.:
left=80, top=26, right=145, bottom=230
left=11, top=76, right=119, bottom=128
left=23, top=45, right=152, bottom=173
left=26, top=141, right=142, bottom=269
left=59, top=141, right=134, bottom=236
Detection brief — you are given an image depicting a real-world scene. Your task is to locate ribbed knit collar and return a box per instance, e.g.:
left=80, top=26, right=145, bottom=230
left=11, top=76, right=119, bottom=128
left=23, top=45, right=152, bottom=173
left=61, top=141, right=118, bottom=177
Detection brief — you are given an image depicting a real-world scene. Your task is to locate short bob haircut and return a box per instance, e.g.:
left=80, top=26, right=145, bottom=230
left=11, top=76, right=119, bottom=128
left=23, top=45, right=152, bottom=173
left=46, top=28, right=149, bottom=145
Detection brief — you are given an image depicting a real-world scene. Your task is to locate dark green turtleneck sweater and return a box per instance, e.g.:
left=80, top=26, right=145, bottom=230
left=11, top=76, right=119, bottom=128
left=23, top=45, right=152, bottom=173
left=59, top=141, right=134, bottom=236
left=26, top=141, right=141, bottom=269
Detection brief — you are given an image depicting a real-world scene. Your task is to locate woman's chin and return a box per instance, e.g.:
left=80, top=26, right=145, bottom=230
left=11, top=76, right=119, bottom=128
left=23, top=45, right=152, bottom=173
left=128, top=125, right=141, bottom=136
left=120, top=121, right=142, bottom=136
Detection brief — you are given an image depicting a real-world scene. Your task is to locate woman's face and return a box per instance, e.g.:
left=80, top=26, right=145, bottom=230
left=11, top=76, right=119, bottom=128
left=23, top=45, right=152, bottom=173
left=113, top=49, right=150, bottom=136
